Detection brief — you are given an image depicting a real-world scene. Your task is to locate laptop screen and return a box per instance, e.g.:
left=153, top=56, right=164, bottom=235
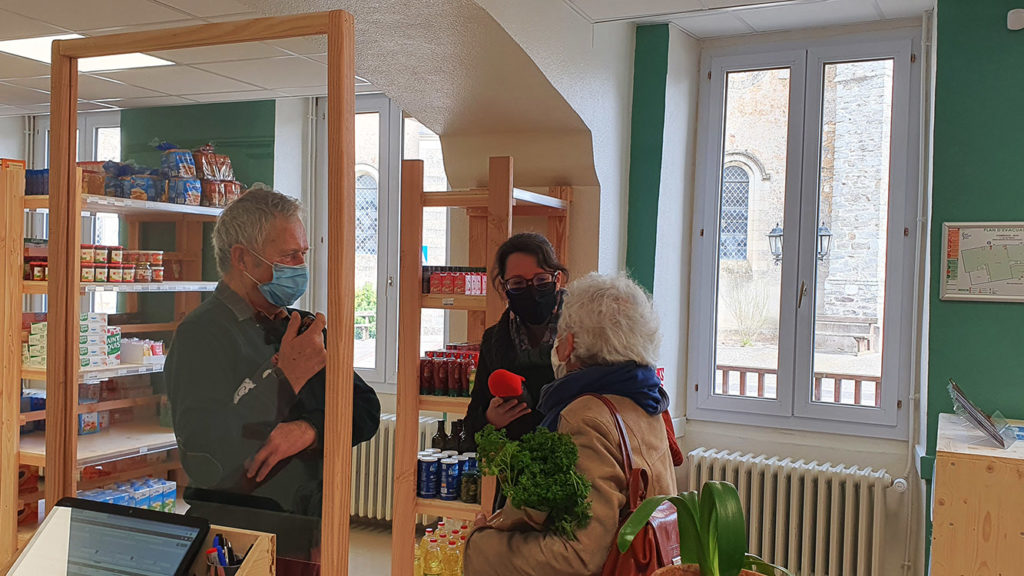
left=9, top=504, right=204, bottom=576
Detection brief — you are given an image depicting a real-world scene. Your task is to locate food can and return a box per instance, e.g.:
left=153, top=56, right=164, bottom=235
left=462, top=452, right=478, bottom=474
left=417, top=456, right=440, bottom=499
left=440, top=450, right=459, bottom=458
left=94, top=265, right=108, bottom=283
left=439, top=458, right=461, bottom=501
left=423, top=448, right=442, bottom=455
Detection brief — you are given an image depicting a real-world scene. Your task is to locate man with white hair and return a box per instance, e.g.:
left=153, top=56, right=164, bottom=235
left=165, top=188, right=380, bottom=524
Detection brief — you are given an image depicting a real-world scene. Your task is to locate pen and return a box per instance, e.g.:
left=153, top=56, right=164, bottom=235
left=215, top=545, right=228, bottom=567
left=225, top=540, right=236, bottom=565
left=205, top=548, right=219, bottom=565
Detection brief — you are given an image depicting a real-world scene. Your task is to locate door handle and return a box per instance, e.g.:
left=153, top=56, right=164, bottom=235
left=797, top=281, right=807, bottom=309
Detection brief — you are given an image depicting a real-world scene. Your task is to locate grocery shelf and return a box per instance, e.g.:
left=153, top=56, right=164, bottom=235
left=420, top=294, right=487, bottom=311
left=18, top=421, right=178, bottom=468
left=23, top=194, right=223, bottom=218
left=23, top=280, right=217, bottom=294
left=78, top=459, right=181, bottom=491
left=419, top=396, right=471, bottom=415
left=415, top=498, right=483, bottom=521
left=19, top=395, right=163, bottom=426
left=20, top=360, right=165, bottom=383
left=118, top=322, right=179, bottom=334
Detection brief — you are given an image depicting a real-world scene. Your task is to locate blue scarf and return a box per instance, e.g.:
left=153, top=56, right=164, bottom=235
left=538, top=362, right=669, bottom=431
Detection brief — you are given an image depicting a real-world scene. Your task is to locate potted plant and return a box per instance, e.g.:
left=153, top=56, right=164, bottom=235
left=617, top=481, right=793, bottom=576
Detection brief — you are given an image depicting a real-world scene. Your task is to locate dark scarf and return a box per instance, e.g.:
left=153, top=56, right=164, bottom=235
left=538, top=361, right=669, bottom=431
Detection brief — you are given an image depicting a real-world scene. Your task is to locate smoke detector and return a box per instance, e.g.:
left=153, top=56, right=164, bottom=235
left=1009, top=9, right=1024, bottom=31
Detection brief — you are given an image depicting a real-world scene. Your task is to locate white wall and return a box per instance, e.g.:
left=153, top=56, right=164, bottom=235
left=473, top=0, right=635, bottom=274
left=273, top=98, right=310, bottom=203
left=0, top=116, right=27, bottom=160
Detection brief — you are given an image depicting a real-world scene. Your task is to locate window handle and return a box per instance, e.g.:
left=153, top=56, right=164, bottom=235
left=797, top=281, right=807, bottom=309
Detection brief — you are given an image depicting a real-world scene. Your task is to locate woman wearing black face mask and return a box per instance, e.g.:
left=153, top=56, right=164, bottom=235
left=464, top=233, right=567, bottom=449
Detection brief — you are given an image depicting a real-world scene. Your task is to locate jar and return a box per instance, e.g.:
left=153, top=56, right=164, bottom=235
left=81, top=263, right=95, bottom=282
left=43, top=263, right=48, bottom=281
left=94, top=265, right=108, bottom=283
left=109, top=264, right=123, bottom=283
left=30, top=261, right=45, bottom=281
left=123, top=250, right=137, bottom=265
left=109, top=245, right=123, bottom=264
left=121, top=264, right=134, bottom=283
left=460, top=469, right=481, bottom=504
left=135, top=263, right=152, bottom=283
left=151, top=266, right=164, bottom=283
left=94, top=246, right=109, bottom=265
left=80, top=244, right=94, bottom=264
left=150, top=251, right=164, bottom=266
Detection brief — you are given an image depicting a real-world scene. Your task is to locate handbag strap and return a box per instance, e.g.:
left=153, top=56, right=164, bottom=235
left=582, top=393, right=635, bottom=473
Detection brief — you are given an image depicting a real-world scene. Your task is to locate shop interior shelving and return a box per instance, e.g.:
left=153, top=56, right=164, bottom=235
left=390, top=156, right=571, bottom=576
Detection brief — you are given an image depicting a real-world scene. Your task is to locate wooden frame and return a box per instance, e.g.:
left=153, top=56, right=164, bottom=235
left=31, top=12, right=356, bottom=575
left=391, top=157, right=571, bottom=576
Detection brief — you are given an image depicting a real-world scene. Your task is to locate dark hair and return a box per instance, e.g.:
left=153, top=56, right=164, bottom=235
left=491, top=233, right=568, bottom=292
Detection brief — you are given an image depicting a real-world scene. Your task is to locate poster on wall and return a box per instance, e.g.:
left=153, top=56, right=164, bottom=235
left=941, top=222, right=1024, bottom=302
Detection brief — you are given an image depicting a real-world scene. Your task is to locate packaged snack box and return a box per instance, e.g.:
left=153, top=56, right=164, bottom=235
left=167, top=178, right=201, bottom=206
left=129, top=174, right=162, bottom=202
left=78, top=413, right=99, bottom=435
left=160, top=149, right=196, bottom=179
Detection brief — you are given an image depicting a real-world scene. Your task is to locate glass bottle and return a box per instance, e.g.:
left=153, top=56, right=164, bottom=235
left=447, top=420, right=464, bottom=452
left=431, top=421, right=448, bottom=450
left=423, top=539, right=443, bottom=576
left=457, top=420, right=469, bottom=453
left=442, top=540, right=461, bottom=576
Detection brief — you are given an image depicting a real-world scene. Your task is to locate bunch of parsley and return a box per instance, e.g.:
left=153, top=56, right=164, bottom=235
left=475, top=424, right=592, bottom=540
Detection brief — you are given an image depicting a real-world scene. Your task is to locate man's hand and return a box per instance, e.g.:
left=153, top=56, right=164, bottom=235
left=246, top=420, right=317, bottom=482
left=485, top=397, right=531, bottom=429
left=276, top=312, right=327, bottom=393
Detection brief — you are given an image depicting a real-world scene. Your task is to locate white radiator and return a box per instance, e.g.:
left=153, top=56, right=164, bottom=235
left=351, top=413, right=439, bottom=522
left=687, top=448, right=892, bottom=576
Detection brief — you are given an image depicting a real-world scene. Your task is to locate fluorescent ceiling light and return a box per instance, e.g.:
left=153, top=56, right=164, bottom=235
left=0, top=34, right=173, bottom=72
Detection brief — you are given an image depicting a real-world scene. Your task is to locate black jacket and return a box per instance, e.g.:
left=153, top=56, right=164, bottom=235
left=464, top=309, right=556, bottom=449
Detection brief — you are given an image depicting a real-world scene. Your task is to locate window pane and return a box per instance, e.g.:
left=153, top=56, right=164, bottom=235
left=95, top=127, right=120, bottom=162
left=811, top=59, right=893, bottom=407
left=404, top=117, right=448, bottom=355
left=354, top=112, right=380, bottom=369
left=714, top=68, right=791, bottom=400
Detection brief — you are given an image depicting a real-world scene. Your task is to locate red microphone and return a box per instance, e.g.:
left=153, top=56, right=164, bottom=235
left=488, top=369, right=526, bottom=399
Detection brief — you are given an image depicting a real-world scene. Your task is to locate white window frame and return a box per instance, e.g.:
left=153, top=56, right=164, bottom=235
left=33, top=110, right=121, bottom=168
left=687, top=30, right=921, bottom=440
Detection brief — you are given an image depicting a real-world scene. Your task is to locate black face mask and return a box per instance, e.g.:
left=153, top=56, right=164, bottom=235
left=506, top=286, right=558, bottom=325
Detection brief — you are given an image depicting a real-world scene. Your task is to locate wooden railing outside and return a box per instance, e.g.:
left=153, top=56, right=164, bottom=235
left=716, top=365, right=881, bottom=407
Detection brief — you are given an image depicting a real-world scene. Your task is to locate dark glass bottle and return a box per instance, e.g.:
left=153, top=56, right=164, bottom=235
left=456, top=419, right=469, bottom=453
left=447, top=420, right=464, bottom=452
left=431, top=420, right=448, bottom=450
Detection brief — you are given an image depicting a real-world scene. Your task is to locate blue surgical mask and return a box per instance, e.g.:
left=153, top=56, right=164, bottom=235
left=246, top=249, right=309, bottom=308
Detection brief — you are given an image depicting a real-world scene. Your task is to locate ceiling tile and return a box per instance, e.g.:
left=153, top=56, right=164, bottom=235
left=0, top=9, right=69, bottom=41
left=672, top=13, right=752, bottom=38
left=308, top=54, right=327, bottom=64
left=276, top=86, right=326, bottom=97
left=739, top=0, right=880, bottom=33
left=5, top=0, right=190, bottom=32
left=6, top=75, right=162, bottom=99
left=77, top=100, right=118, bottom=112
left=96, top=95, right=194, bottom=109
left=181, top=89, right=283, bottom=102
left=568, top=0, right=704, bottom=21
left=148, top=42, right=292, bottom=65
left=194, top=56, right=326, bottom=90
left=700, top=0, right=804, bottom=8
left=0, top=82, right=49, bottom=106
left=149, top=0, right=252, bottom=18
left=875, top=0, right=934, bottom=19
left=0, top=53, right=51, bottom=81
left=80, top=18, right=201, bottom=36
left=202, top=13, right=261, bottom=23
left=0, top=104, right=33, bottom=117
left=95, top=65, right=256, bottom=95
left=267, top=37, right=325, bottom=56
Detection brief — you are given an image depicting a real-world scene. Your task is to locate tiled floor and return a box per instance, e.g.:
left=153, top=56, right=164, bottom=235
left=350, top=524, right=393, bottom=575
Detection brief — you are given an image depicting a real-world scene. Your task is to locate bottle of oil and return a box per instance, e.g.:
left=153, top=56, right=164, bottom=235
left=436, top=521, right=448, bottom=542
left=442, top=540, right=462, bottom=576
left=420, top=528, right=434, bottom=559
left=414, top=541, right=423, bottom=576
left=423, top=539, right=443, bottom=576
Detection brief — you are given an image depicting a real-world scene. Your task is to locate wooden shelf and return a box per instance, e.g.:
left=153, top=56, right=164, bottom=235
left=415, top=498, right=483, bottom=521
left=421, top=188, right=567, bottom=211
left=419, top=396, right=471, bottom=414
left=420, top=294, right=487, bottom=311
left=23, top=194, right=224, bottom=217
left=78, top=459, right=181, bottom=491
left=21, top=360, right=165, bottom=383
left=19, top=395, right=163, bottom=426
left=118, top=322, right=179, bottom=334
left=19, top=421, right=178, bottom=468
left=23, top=280, right=217, bottom=294
left=512, top=188, right=567, bottom=210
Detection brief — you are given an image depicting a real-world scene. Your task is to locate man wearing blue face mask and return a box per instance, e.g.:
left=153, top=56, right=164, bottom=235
left=165, top=188, right=380, bottom=545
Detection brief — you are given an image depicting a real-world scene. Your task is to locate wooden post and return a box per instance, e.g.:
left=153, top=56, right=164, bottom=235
left=0, top=163, right=25, bottom=568
left=486, top=157, right=512, bottom=327
left=174, top=217, right=203, bottom=318
left=467, top=208, right=488, bottom=342
left=392, top=160, right=424, bottom=576
left=323, top=10, right=357, bottom=576
left=46, top=43, right=80, bottom=509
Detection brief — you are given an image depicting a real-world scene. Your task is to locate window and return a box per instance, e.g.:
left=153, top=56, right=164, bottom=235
left=689, top=33, right=919, bottom=438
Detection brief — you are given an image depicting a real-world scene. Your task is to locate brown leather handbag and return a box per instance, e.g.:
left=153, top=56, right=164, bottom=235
left=583, top=394, right=680, bottom=576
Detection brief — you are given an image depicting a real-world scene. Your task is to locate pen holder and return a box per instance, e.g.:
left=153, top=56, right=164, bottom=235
left=208, top=565, right=244, bottom=576
left=190, top=525, right=275, bottom=576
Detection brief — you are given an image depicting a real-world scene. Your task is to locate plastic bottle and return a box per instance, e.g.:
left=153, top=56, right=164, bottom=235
left=423, top=539, right=443, bottom=576
left=442, top=540, right=461, bottom=576
left=414, top=540, right=424, bottom=576
left=420, top=528, right=435, bottom=558
left=458, top=535, right=467, bottom=574
left=436, top=521, right=448, bottom=542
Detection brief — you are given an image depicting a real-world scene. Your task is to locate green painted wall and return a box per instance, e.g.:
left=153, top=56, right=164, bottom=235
left=625, top=24, right=670, bottom=293
left=927, top=1, right=1024, bottom=465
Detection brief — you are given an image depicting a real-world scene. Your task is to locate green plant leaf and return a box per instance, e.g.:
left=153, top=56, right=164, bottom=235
left=700, top=482, right=748, bottom=576
left=667, top=494, right=705, bottom=569
left=617, top=496, right=672, bottom=553
left=744, top=554, right=795, bottom=576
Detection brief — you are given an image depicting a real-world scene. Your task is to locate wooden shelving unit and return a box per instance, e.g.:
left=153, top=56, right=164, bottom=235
left=391, top=157, right=572, bottom=576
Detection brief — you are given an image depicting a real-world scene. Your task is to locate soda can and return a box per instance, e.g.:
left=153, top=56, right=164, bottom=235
left=463, top=452, right=478, bottom=474
left=417, top=456, right=440, bottom=499
left=439, top=458, right=461, bottom=501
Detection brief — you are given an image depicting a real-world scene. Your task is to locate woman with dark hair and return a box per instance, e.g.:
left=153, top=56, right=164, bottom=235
left=464, top=233, right=568, bottom=447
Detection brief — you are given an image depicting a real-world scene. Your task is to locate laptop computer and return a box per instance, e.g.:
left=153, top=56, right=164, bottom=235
left=7, top=497, right=209, bottom=576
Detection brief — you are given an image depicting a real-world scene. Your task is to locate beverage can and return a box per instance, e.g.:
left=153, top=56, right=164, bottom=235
left=417, top=456, right=440, bottom=499
left=439, top=458, right=461, bottom=501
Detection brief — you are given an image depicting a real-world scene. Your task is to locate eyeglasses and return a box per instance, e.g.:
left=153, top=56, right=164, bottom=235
left=503, top=271, right=559, bottom=294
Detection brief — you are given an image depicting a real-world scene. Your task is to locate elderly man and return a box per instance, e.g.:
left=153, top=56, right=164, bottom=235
left=165, top=188, right=380, bottom=521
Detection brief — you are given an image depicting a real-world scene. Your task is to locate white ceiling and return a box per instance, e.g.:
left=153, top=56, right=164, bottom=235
left=565, top=0, right=935, bottom=37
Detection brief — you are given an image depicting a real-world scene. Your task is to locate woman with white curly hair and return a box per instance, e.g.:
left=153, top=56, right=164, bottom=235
left=464, top=272, right=677, bottom=576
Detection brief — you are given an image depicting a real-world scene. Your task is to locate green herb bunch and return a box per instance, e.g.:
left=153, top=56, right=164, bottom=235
left=475, top=424, right=593, bottom=540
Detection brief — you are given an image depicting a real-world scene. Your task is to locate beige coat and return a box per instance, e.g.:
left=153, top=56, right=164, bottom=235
left=464, top=394, right=678, bottom=576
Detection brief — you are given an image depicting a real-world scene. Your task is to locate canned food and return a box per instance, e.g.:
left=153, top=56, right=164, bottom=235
left=81, top=263, right=95, bottom=282
left=440, top=450, right=459, bottom=459
left=80, top=244, right=94, bottom=264
left=417, top=456, right=440, bottom=499
left=424, top=448, right=442, bottom=454
left=151, top=251, right=164, bottom=266
left=30, top=261, right=45, bottom=281
left=109, top=246, right=123, bottom=264
left=94, top=265, right=108, bottom=283
left=439, top=458, right=461, bottom=501
left=109, top=265, right=123, bottom=283
left=121, top=264, right=134, bottom=283
left=94, top=246, right=109, bottom=264
left=462, top=452, right=478, bottom=474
